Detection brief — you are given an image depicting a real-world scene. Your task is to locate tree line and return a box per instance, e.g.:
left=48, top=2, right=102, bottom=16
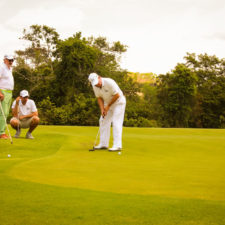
left=12, top=25, right=225, bottom=128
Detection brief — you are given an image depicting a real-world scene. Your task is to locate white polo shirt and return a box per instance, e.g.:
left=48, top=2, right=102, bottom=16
left=93, top=78, right=125, bottom=106
left=0, top=63, right=14, bottom=90
left=12, top=99, right=37, bottom=117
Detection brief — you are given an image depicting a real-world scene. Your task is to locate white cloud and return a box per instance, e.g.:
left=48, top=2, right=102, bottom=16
left=0, top=25, right=21, bottom=58
left=5, top=6, right=84, bottom=39
left=0, top=0, right=224, bottom=74
left=0, top=4, right=84, bottom=59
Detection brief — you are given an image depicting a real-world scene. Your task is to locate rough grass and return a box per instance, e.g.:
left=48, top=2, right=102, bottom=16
left=0, top=126, right=225, bottom=225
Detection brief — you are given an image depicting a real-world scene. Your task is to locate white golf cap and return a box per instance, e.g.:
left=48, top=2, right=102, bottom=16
left=4, top=54, right=14, bottom=60
left=88, top=73, right=99, bottom=86
left=20, top=90, right=29, bottom=97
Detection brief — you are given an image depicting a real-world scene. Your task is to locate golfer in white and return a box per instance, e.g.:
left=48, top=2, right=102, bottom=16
left=88, top=73, right=126, bottom=151
left=10, top=90, right=39, bottom=139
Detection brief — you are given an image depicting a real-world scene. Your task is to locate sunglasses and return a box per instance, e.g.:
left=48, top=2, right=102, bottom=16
left=8, top=59, right=14, bottom=62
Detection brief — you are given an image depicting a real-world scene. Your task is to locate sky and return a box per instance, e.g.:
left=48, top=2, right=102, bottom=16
left=0, top=0, right=224, bottom=74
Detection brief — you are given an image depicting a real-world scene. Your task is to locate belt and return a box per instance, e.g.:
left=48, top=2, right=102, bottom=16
left=0, top=89, right=12, bottom=93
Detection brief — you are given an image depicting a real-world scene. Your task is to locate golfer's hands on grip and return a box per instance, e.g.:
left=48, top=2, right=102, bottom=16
left=101, top=109, right=106, bottom=117
left=101, top=105, right=110, bottom=117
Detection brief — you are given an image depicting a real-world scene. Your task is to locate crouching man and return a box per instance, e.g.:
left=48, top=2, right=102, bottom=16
left=10, top=90, right=39, bottom=139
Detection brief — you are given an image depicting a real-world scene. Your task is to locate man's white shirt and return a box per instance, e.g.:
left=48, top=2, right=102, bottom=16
left=0, top=63, right=14, bottom=90
left=12, top=99, right=37, bottom=117
left=93, top=78, right=125, bottom=106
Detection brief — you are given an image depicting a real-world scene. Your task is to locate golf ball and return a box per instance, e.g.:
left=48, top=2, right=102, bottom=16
left=8, top=154, right=11, bottom=158
left=118, top=152, right=121, bottom=155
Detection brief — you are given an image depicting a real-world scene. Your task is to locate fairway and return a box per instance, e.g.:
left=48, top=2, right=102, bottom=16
left=0, top=126, right=225, bottom=225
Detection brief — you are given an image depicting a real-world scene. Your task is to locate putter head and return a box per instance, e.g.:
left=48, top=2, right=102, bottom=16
left=89, top=147, right=95, bottom=151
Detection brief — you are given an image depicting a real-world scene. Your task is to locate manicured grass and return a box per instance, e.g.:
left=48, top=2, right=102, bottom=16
left=0, top=126, right=225, bottom=225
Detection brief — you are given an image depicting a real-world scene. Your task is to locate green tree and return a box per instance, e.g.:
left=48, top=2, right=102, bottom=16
left=185, top=53, right=225, bottom=128
left=54, top=33, right=100, bottom=105
left=14, top=25, right=59, bottom=99
left=19, top=24, right=59, bottom=69
left=157, top=64, right=197, bottom=127
left=12, top=25, right=149, bottom=127
left=54, top=32, right=137, bottom=105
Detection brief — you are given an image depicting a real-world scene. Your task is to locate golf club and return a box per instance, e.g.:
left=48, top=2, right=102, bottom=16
left=17, top=100, right=21, bottom=137
left=0, top=101, right=13, bottom=144
left=89, top=116, right=104, bottom=151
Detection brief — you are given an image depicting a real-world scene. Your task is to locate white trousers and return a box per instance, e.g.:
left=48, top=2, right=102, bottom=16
left=99, top=100, right=126, bottom=148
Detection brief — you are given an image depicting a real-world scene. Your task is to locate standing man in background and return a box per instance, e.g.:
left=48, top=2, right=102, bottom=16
left=0, top=54, right=14, bottom=139
left=88, top=73, right=126, bottom=151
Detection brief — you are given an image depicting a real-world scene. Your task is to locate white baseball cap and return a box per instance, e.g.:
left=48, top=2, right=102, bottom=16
left=4, top=54, right=14, bottom=60
left=88, top=73, right=99, bottom=86
left=20, top=90, right=29, bottom=97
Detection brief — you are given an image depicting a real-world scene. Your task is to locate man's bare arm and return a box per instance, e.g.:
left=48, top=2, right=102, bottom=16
left=104, top=93, right=120, bottom=116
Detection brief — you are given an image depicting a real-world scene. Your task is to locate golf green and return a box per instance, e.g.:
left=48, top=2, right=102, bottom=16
left=0, top=126, right=224, bottom=225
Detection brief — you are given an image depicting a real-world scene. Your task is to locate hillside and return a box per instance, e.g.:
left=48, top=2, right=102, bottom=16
left=128, top=72, right=157, bottom=84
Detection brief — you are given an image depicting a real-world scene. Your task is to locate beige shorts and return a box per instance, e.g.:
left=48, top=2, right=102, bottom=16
left=10, top=117, right=34, bottom=129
